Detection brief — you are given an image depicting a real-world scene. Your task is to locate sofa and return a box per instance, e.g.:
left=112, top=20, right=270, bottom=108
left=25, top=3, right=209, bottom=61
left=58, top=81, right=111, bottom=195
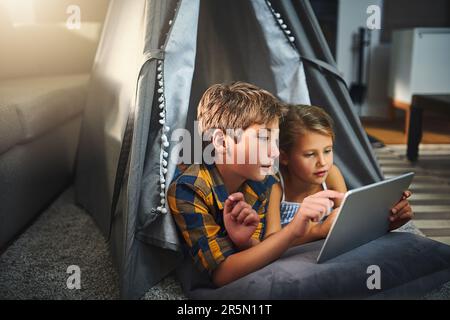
left=0, top=0, right=109, bottom=249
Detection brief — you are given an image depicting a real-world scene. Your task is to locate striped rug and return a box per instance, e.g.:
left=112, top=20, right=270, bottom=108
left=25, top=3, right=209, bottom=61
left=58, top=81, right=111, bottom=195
left=374, top=144, right=450, bottom=245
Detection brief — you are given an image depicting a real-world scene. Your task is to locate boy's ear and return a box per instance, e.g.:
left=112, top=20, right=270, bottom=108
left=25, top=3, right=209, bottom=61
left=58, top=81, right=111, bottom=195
left=279, top=149, right=289, bottom=166
left=212, top=129, right=226, bottom=154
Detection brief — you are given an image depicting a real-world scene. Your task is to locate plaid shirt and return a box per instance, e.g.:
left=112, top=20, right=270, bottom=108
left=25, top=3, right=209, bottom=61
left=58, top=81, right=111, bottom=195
left=168, top=163, right=278, bottom=274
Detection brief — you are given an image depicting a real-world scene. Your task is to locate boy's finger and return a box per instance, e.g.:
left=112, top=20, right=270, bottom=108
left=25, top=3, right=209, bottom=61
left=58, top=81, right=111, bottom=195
left=243, top=213, right=260, bottom=226
left=231, top=201, right=249, bottom=217
left=228, top=192, right=244, bottom=202
left=243, top=211, right=259, bottom=226
left=236, top=208, right=251, bottom=223
left=224, top=199, right=234, bottom=215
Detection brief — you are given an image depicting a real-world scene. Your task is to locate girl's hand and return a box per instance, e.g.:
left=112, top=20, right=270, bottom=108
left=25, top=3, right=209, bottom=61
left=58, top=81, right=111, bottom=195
left=389, top=190, right=413, bottom=230
left=312, top=207, right=340, bottom=238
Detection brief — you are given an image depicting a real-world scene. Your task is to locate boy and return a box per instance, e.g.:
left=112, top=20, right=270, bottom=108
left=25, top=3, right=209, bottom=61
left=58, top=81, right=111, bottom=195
left=168, top=82, right=343, bottom=287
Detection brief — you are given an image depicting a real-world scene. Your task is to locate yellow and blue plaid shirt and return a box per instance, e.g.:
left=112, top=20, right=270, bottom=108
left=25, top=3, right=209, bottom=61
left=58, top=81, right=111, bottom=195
left=168, top=163, right=278, bottom=274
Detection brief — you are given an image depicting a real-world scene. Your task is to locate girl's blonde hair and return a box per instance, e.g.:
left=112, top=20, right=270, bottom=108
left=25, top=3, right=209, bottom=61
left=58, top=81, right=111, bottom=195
left=279, top=105, right=335, bottom=152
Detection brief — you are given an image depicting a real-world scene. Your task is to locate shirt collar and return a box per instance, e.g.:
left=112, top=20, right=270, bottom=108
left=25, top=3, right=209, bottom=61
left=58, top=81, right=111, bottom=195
left=205, top=163, right=274, bottom=210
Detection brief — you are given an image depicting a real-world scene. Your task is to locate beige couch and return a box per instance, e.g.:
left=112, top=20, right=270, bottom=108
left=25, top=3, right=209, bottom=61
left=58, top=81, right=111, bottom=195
left=0, top=0, right=109, bottom=248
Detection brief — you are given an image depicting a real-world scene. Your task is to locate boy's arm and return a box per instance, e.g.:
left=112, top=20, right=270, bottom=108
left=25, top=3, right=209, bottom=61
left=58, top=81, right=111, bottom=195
left=168, top=181, right=237, bottom=273
left=212, top=223, right=298, bottom=286
left=213, top=190, right=344, bottom=286
left=263, top=183, right=282, bottom=239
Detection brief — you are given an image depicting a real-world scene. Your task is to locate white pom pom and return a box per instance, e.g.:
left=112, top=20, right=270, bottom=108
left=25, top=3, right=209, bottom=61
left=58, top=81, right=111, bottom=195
left=158, top=96, right=164, bottom=103
left=160, top=177, right=166, bottom=183
left=163, top=151, right=169, bottom=158
left=168, top=20, right=173, bottom=26
left=158, top=80, right=163, bottom=86
left=157, top=74, right=162, bottom=80
left=289, top=36, right=295, bottom=42
left=275, top=13, right=281, bottom=18
left=161, top=134, right=167, bottom=141
left=159, top=111, right=165, bottom=118
left=159, top=119, right=165, bottom=125
left=159, top=103, right=165, bottom=109
left=281, top=24, right=287, bottom=29
left=285, top=30, right=291, bottom=35
left=161, top=208, right=167, bottom=214
left=278, top=19, right=283, bottom=24
left=163, top=141, right=169, bottom=148
left=157, top=206, right=162, bottom=212
left=157, top=66, right=162, bottom=72
left=158, top=60, right=162, bottom=65
left=161, top=183, right=166, bottom=189
left=163, top=168, right=168, bottom=174
left=157, top=88, right=163, bottom=94
left=160, top=198, right=166, bottom=205
left=162, top=159, right=168, bottom=167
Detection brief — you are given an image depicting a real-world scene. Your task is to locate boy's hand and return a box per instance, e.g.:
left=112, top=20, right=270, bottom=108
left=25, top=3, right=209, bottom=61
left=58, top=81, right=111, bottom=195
left=223, top=192, right=260, bottom=249
left=287, top=190, right=344, bottom=239
left=389, top=190, right=413, bottom=230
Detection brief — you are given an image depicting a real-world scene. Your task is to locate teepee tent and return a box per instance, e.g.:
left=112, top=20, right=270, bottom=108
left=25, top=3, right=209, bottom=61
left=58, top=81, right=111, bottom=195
left=75, top=0, right=383, bottom=299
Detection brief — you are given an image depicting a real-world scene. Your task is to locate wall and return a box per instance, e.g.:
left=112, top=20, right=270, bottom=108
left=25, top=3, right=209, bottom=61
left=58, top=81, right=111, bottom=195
left=389, top=28, right=450, bottom=104
left=336, top=0, right=389, bottom=117
left=0, top=0, right=110, bottom=80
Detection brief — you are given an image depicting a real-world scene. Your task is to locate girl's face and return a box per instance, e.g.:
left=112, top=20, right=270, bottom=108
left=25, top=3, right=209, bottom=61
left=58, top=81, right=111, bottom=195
left=281, top=131, right=333, bottom=185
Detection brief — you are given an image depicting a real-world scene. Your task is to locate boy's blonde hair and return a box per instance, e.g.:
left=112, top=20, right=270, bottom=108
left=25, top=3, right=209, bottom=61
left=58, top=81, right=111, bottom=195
left=280, top=105, right=335, bottom=152
left=197, top=82, right=285, bottom=135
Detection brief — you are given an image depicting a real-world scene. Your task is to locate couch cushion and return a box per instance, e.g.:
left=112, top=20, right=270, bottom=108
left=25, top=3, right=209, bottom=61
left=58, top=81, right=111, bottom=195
left=0, top=74, right=89, bottom=154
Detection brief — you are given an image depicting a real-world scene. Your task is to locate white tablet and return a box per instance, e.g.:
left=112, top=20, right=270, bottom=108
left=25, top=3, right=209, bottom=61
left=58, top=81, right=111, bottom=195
left=317, top=172, right=415, bottom=263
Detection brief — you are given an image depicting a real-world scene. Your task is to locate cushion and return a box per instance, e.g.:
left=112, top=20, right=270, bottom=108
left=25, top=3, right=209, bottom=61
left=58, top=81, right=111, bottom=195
left=0, top=74, right=89, bottom=154
left=177, top=232, right=450, bottom=299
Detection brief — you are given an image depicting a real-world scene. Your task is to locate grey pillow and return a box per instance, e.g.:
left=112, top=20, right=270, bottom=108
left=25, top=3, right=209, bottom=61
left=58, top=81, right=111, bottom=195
left=176, top=232, right=450, bottom=299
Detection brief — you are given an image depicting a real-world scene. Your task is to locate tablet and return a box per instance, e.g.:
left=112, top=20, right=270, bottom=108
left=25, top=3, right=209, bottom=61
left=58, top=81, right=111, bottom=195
left=317, top=172, right=415, bottom=263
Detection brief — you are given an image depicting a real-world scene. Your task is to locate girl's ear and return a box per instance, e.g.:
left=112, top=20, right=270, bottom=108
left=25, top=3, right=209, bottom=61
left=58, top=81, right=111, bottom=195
left=279, top=149, right=289, bottom=166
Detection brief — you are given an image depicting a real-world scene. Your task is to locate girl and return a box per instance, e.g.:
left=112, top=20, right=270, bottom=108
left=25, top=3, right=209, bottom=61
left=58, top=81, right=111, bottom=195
left=265, top=105, right=413, bottom=245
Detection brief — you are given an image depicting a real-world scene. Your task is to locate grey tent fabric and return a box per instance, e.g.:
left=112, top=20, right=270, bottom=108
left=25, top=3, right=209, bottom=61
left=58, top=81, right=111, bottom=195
left=75, top=0, right=385, bottom=299
left=270, top=0, right=383, bottom=187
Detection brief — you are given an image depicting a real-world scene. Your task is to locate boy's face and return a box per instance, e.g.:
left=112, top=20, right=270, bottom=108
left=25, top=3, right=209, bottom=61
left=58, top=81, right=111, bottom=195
left=281, top=131, right=333, bottom=185
left=218, top=119, right=280, bottom=181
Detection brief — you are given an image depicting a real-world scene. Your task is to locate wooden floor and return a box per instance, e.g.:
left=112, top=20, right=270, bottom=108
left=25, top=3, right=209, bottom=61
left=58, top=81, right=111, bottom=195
left=362, top=112, right=450, bottom=144
left=374, top=144, right=450, bottom=245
